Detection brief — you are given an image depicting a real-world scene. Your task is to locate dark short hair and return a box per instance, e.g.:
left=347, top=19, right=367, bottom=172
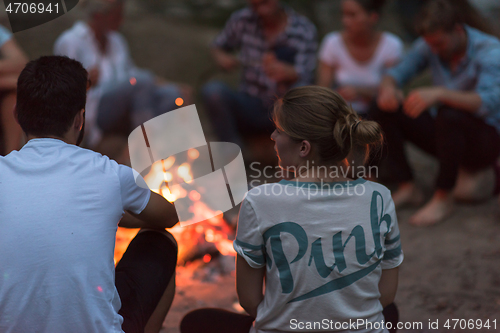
left=353, top=0, right=386, bottom=15
left=16, top=56, right=88, bottom=137
left=415, top=0, right=461, bottom=35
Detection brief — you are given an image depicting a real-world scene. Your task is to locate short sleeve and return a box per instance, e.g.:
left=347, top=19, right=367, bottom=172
left=233, top=198, right=266, bottom=269
left=475, top=47, right=500, bottom=118
left=381, top=193, right=404, bottom=270
left=0, top=25, right=12, bottom=48
left=382, top=33, right=404, bottom=68
left=117, top=164, right=151, bottom=215
left=318, top=33, right=339, bottom=67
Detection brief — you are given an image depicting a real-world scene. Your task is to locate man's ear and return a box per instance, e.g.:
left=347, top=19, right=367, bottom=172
left=299, top=140, right=312, bottom=158
left=74, top=109, right=85, bottom=131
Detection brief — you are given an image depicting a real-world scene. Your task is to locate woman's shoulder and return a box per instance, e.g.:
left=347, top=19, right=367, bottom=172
left=361, top=179, right=393, bottom=198
left=321, top=31, right=342, bottom=45
left=381, top=32, right=404, bottom=49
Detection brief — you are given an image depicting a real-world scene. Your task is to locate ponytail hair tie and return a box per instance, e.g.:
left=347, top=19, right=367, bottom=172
left=352, top=120, right=362, bottom=132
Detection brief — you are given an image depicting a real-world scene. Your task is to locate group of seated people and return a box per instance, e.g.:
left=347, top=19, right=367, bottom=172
left=0, top=0, right=500, bottom=332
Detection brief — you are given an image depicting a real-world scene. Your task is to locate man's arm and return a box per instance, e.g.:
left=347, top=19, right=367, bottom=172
left=316, top=61, right=335, bottom=88
left=0, top=40, right=28, bottom=90
left=211, top=47, right=240, bottom=72
left=236, top=254, right=265, bottom=318
left=119, top=191, right=178, bottom=229
left=438, top=89, right=482, bottom=113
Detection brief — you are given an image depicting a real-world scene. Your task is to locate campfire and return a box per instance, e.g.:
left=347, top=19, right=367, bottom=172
left=114, top=147, right=237, bottom=266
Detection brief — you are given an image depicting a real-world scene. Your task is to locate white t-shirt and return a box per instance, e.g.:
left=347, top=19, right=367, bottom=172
left=54, top=21, right=139, bottom=146
left=0, top=138, right=151, bottom=333
left=319, top=32, right=404, bottom=114
left=234, top=179, right=403, bottom=333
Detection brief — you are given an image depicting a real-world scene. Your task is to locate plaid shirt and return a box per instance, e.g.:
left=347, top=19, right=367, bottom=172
left=213, top=6, right=318, bottom=105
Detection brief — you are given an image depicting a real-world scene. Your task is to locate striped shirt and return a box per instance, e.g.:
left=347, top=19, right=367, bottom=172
left=213, top=6, right=317, bottom=105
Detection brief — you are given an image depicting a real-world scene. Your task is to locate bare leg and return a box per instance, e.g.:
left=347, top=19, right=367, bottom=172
left=453, top=167, right=495, bottom=202
left=1, top=92, right=21, bottom=154
left=391, top=181, right=424, bottom=209
left=409, top=189, right=454, bottom=227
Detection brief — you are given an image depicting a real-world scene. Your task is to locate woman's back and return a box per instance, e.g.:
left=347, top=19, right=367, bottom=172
left=234, top=179, right=403, bottom=332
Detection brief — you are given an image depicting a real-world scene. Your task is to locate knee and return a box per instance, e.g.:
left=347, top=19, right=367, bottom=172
left=201, top=81, right=230, bottom=103
left=180, top=309, right=210, bottom=333
left=436, top=107, right=467, bottom=128
left=138, top=229, right=178, bottom=255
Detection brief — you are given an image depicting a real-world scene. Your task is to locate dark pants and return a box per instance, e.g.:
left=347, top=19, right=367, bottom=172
left=201, top=81, right=274, bottom=146
left=116, top=230, right=178, bottom=333
left=371, top=106, right=500, bottom=191
left=180, top=304, right=399, bottom=333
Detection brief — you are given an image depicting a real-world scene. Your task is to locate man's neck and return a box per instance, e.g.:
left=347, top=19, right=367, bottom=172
left=26, top=134, right=74, bottom=145
left=449, top=30, right=468, bottom=70
left=261, top=7, right=286, bottom=31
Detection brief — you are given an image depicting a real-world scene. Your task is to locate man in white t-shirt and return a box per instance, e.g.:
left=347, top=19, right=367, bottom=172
left=0, top=56, right=178, bottom=333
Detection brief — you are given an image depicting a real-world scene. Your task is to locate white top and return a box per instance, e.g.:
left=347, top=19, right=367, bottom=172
left=234, top=179, right=403, bottom=333
left=54, top=21, right=139, bottom=146
left=0, top=138, right=151, bottom=333
left=319, top=32, right=404, bottom=113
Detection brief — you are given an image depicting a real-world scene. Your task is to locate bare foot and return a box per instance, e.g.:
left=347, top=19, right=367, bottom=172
left=453, top=167, right=495, bottom=202
left=409, top=191, right=454, bottom=227
left=392, top=182, right=424, bottom=209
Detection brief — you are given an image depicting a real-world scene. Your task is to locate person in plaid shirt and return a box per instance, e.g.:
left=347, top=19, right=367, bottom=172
left=202, top=0, right=317, bottom=146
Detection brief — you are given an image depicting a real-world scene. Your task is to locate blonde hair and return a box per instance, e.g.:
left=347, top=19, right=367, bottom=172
left=273, top=86, right=382, bottom=164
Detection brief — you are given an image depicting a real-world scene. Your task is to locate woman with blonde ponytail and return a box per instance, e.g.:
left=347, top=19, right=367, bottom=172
left=181, top=86, right=403, bottom=333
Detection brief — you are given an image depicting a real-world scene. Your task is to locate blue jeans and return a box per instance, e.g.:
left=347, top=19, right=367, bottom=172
left=97, top=70, right=181, bottom=136
left=201, top=81, right=274, bottom=146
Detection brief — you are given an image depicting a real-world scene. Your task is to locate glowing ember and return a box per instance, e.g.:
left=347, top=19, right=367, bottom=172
left=203, top=254, right=211, bottom=263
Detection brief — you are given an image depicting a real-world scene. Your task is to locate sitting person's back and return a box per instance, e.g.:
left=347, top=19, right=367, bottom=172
left=0, top=56, right=179, bottom=333
left=181, top=86, right=403, bottom=333
left=0, top=141, right=138, bottom=331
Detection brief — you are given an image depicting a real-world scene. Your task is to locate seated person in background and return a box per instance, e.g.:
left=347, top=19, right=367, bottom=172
left=376, top=0, right=500, bottom=226
left=54, top=0, right=189, bottom=148
left=318, top=0, right=403, bottom=117
left=0, top=56, right=178, bottom=333
left=0, top=24, right=28, bottom=155
left=181, top=87, right=402, bottom=333
left=202, top=0, right=317, bottom=147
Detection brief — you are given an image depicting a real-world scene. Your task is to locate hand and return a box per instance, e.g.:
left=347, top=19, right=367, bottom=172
left=262, top=53, right=297, bottom=83
left=338, top=86, right=358, bottom=101
left=214, top=51, right=240, bottom=72
left=377, top=84, right=402, bottom=112
left=403, top=87, right=444, bottom=119
left=88, top=66, right=100, bottom=87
